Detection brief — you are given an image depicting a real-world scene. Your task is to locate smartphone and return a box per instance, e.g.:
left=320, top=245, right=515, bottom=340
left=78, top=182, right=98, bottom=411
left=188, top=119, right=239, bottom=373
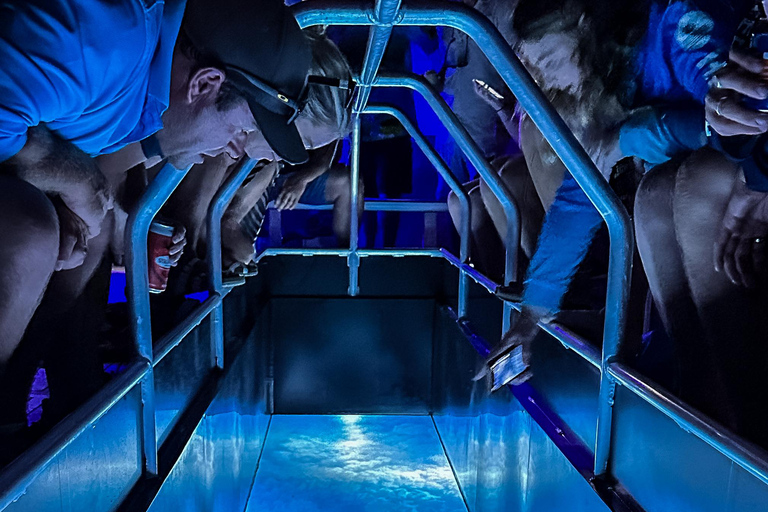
left=489, top=344, right=527, bottom=390
left=473, top=78, right=505, bottom=102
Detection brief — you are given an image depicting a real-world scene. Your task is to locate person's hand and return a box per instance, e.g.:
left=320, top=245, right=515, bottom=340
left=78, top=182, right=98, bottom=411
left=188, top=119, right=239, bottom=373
left=714, top=179, right=768, bottom=287
left=221, top=217, right=256, bottom=267
left=476, top=309, right=541, bottom=390
left=169, top=225, right=186, bottom=267
left=706, top=49, right=768, bottom=137
left=590, top=131, right=624, bottom=178
left=50, top=195, right=89, bottom=271
left=275, top=175, right=308, bottom=211
left=473, top=78, right=509, bottom=112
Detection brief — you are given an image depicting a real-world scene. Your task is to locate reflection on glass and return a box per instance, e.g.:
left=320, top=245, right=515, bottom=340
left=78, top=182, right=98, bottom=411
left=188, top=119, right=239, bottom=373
left=246, top=415, right=466, bottom=512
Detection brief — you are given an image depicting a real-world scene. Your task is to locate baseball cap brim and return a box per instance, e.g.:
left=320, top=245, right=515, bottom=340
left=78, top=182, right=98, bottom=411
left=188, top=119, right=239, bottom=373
left=248, top=100, right=308, bottom=165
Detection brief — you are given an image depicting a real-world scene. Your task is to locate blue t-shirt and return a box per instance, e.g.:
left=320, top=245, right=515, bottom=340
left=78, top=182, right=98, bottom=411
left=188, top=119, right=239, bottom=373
left=522, top=0, right=741, bottom=315
left=0, top=0, right=186, bottom=162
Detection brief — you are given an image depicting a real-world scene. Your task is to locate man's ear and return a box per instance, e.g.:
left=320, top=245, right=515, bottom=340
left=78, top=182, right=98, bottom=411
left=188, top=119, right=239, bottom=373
left=187, top=67, right=225, bottom=105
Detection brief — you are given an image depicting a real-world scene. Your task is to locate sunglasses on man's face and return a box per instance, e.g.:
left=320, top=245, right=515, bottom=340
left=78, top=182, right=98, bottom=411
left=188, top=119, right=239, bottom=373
left=226, top=65, right=357, bottom=124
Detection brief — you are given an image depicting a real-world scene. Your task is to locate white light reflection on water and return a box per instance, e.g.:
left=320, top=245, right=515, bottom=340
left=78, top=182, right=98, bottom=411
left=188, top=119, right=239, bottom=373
left=245, top=415, right=466, bottom=512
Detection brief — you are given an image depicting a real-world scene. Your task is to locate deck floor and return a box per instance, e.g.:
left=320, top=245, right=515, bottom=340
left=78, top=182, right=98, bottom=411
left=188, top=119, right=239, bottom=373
left=244, top=415, right=468, bottom=512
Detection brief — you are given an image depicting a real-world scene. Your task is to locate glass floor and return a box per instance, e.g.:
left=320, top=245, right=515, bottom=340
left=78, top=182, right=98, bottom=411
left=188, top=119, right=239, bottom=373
left=244, top=415, right=468, bottom=512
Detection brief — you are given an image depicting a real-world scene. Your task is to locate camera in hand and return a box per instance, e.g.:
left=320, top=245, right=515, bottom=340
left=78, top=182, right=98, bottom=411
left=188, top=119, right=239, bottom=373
left=736, top=3, right=768, bottom=111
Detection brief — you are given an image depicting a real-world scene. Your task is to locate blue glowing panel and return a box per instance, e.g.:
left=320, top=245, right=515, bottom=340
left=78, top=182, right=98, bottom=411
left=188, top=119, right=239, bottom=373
left=245, top=415, right=467, bottom=512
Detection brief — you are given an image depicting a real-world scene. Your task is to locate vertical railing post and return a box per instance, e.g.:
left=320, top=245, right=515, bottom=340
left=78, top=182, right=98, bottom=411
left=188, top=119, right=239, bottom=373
left=125, top=162, right=192, bottom=475
left=348, top=118, right=361, bottom=296
left=207, top=157, right=258, bottom=369
left=363, top=105, right=471, bottom=317
left=353, top=0, right=402, bottom=113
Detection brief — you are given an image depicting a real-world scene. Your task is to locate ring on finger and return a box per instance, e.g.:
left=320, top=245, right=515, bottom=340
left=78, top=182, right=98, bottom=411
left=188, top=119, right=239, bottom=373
left=755, top=237, right=764, bottom=244
left=715, top=96, right=726, bottom=117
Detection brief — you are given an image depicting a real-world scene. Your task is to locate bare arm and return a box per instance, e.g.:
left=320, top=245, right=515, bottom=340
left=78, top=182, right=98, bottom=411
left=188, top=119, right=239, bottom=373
left=274, top=143, right=337, bottom=210
left=224, top=160, right=279, bottom=224
left=472, top=79, right=519, bottom=142
left=3, top=126, right=112, bottom=238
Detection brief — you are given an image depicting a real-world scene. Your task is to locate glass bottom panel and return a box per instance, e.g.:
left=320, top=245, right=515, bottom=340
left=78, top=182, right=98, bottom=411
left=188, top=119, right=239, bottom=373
left=245, top=415, right=467, bottom=512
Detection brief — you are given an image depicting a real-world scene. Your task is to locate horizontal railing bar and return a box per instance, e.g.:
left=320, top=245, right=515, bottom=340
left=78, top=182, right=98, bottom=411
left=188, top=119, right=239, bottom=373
left=541, top=324, right=601, bottom=370
left=270, top=200, right=449, bottom=212
left=153, top=294, right=223, bottom=365
left=253, top=248, right=444, bottom=262
left=609, top=362, right=768, bottom=487
left=439, top=249, right=498, bottom=295
left=358, top=249, right=443, bottom=257
left=254, top=248, right=349, bottom=262
left=0, top=359, right=150, bottom=510
left=440, top=249, right=601, bottom=367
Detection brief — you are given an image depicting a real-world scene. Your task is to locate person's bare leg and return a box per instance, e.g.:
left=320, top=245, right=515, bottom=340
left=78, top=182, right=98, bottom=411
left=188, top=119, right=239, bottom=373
left=480, top=155, right=544, bottom=260
left=325, top=165, right=363, bottom=246
left=673, top=149, right=768, bottom=439
left=519, top=116, right=566, bottom=211
left=0, top=175, right=60, bottom=366
left=447, top=179, right=479, bottom=233
left=635, top=160, right=714, bottom=405
left=461, top=184, right=506, bottom=279
left=15, top=214, right=115, bottom=427
left=43, top=211, right=114, bottom=303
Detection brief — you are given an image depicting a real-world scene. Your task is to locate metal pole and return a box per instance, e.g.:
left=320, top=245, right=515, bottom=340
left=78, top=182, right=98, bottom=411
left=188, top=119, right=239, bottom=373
left=353, top=0, right=402, bottom=113
left=363, top=104, right=471, bottom=317
left=125, top=162, right=192, bottom=475
left=206, top=157, right=258, bottom=369
left=348, top=118, right=361, bottom=296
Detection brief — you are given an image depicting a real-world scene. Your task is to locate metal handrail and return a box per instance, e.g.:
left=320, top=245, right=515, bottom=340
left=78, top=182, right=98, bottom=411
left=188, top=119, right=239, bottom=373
left=348, top=118, right=362, bottom=295
left=372, top=74, right=521, bottom=294
left=609, top=362, right=768, bottom=486
left=295, top=0, right=631, bottom=477
left=274, top=200, right=450, bottom=212
left=125, top=162, right=192, bottom=475
left=0, top=359, right=150, bottom=509
left=206, top=157, right=259, bottom=369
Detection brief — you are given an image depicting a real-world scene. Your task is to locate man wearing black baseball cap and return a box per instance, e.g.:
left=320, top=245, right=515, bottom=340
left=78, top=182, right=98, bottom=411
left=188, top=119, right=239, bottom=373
left=176, top=0, right=313, bottom=166
left=0, top=0, right=314, bottom=464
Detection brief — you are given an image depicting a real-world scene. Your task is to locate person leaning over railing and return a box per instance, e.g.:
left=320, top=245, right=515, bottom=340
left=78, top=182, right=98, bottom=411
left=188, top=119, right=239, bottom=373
left=0, top=0, right=314, bottom=467
left=160, top=27, right=357, bottom=287
left=480, top=0, right=741, bottom=387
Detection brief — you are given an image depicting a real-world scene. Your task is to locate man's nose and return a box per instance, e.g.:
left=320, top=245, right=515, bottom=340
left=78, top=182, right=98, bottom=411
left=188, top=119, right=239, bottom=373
left=226, top=132, right=248, bottom=159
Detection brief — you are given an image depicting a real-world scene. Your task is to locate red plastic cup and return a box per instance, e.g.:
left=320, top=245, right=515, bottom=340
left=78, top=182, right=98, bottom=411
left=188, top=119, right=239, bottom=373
left=147, top=221, right=174, bottom=294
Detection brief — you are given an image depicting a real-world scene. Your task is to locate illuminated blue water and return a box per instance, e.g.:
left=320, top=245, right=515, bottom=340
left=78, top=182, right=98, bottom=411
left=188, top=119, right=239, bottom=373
left=245, top=415, right=468, bottom=512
